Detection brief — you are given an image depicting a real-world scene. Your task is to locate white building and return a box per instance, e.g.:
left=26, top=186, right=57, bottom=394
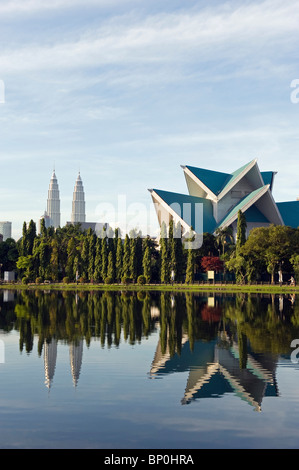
left=47, top=171, right=61, bottom=229
left=150, top=159, right=299, bottom=239
left=39, top=210, right=52, bottom=233
left=0, top=221, right=12, bottom=241
left=71, top=172, right=86, bottom=224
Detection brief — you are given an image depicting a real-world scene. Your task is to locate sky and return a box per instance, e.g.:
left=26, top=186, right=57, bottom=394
left=0, top=0, right=299, bottom=240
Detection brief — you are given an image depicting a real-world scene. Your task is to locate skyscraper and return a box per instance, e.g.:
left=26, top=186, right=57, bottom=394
left=0, top=221, right=12, bottom=241
left=47, top=171, right=61, bottom=229
left=71, top=172, right=86, bottom=223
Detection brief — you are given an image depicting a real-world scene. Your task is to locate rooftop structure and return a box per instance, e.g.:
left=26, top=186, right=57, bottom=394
left=149, top=159, right=299, bottom=239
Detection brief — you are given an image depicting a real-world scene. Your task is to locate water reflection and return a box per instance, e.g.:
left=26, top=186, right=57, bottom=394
left=0, top=289, right=299, bottom=412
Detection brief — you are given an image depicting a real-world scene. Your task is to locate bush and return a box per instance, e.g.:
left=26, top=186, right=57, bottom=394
left=22, top=276, right=29, bottom=285
left=62, top=276, right=70, bottom=284
left=35, top=277, right=43, bottom=284
left=121, top=276, right=132, bottom=285
left=137, top=275, right=146, bottom=285
left=104, top=276, right=113, bottom=284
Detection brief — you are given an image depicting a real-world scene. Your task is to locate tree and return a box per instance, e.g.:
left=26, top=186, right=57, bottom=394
left=160, top=222, right=170, bottom=284
left=290, top=254, right=299, bottom=283
left=26, top=220, right=37, bottom=256
left=215, top=226, right=234, bottom=256
left=142, top=246, right=151, bottom=283
left=122, top=234, right=131, bottom=279
left=94, top=237, right=102, bottom=282
left=240, top=225, right=297, bottom=284
left=115, top=236, right=123, bottom=282
left=201, top=256, right=224, bottom=273
left=129, top=237, right=138, bottom=282
left=185, top=248, right=194, bottom=284
left=101, top=236, right=108, bottom=281
left=236, top=210, right=247, bottom=254
left=107, top=251, right=115, bottom=282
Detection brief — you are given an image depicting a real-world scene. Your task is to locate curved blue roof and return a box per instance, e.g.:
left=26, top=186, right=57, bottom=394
left=152, top=189, right=217, bottom=233
left=276, top=201, right=299, bottom=228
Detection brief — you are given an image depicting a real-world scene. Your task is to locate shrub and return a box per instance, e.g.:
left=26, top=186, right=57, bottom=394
left=62, top=276, right=70, bottom=284
left=22, top=276, right=29, bottom=285
left=104, top=276, right=113, bottom=284
left=35, top=277, right=43, bottom=284
left=121, top=276, right=132, bottom=285
left=137, top=275, right=146, bottom=285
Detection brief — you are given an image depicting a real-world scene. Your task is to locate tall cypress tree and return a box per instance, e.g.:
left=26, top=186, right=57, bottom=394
left=129, top=237, right=138, bottom=283
left=142, top=246, right=151, bottom=283
left=236, top=210, right=247, bottom=254
left=122, top=234, right=131, bottom=279
left=107, top=251, right=115, bottom=282
left=94, top=237, right=102, bottom=282
left=26, top=220, right=37, bottom=256
left=115, top=236, right=123, bottom=282
left=185, top=247, right=194, bottom=284
left=160, top=222, right=170, bottom=284
left=88, top=232, right=96, bottom=281
left=101, top=236, right=108, bottom=281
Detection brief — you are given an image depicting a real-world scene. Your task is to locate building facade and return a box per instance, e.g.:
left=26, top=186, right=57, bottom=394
left=149, top=159, right=299, bottom=239
left=0, top=221, right=12, bottom=241
left=71, top=172, right=86, bottom=224
left=47, top=171, right=61, bottom=229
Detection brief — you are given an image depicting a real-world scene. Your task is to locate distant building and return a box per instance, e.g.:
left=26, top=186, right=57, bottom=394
left=4, top=271, right=15, bottom=282
left=66, top=221, right=110, bottom=237
left=71, top=173, right=86, bottom=224
left=0, top=221, right=12, bottom=241
left=47, top=171, right=61, bottom=229
left=39, top=210, right=52, bottom=233
left=150, top=159, right=299, bottom=240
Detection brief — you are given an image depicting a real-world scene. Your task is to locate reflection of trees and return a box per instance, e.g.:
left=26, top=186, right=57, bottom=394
left=1, top=290, right=158, bottom=355
left=1, top=290, right=299, bottom=361
left=222, top=294, right=299, bottom=355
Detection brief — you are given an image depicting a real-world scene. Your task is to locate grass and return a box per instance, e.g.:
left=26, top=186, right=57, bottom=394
left=0, top=281, right=298, bottom=295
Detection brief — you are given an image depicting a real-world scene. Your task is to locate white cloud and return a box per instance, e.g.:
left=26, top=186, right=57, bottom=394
left=1, top=0, right=299, bottom=75
left=0, top=0, right=138, bottom=15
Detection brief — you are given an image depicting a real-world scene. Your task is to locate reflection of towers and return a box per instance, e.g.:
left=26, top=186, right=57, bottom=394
left=71, top=173, right=86, bottom=223
left=44, top=339, right=58, bottom=389
left=69, top=340, right=83, bottom=387
left=47, top=171, right=61, bottom=228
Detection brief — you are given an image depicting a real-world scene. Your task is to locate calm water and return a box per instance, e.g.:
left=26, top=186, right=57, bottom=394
left=0, top=288, right=299, bottom=449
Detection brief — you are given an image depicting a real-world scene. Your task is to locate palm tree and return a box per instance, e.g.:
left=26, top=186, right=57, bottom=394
left=215, top=226, right=234, bottom=256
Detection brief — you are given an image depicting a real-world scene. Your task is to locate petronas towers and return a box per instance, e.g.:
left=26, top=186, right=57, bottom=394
left=47, top=171, right=60, bottom=229
left=46, top=171, right=86, bottom=229
left=71, top=172, right=86, bottom=224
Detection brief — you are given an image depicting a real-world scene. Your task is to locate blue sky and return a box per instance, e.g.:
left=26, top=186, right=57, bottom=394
left=0, top=0, right=299, bottom=239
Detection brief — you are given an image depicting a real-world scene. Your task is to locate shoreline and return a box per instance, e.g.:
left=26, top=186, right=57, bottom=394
left=0, top=282, right=298, bottom=295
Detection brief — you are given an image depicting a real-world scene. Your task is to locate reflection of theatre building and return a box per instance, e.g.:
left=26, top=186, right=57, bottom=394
left=150, top=329, right=278, bottom=412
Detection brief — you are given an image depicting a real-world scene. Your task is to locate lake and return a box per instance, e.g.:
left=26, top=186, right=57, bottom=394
left=0, top=288, right=299, bottom=450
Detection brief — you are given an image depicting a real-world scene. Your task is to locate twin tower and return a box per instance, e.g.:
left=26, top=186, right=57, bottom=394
left=45, top=170, right=86, bottom=229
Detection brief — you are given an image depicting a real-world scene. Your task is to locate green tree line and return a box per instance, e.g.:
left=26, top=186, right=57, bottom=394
left=1, top=212, right=299, bottom=285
